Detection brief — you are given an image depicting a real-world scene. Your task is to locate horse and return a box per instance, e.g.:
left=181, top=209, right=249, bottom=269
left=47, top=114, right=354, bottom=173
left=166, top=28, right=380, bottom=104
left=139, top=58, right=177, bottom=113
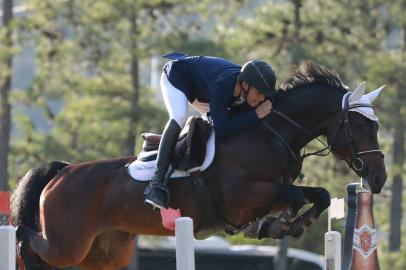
left=11, top=62, right=387, bottom=270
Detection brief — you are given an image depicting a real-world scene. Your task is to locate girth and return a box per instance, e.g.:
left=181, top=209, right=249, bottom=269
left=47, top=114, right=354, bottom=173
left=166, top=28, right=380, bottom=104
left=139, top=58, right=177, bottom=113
left=190, top=171, right=225, bottom=239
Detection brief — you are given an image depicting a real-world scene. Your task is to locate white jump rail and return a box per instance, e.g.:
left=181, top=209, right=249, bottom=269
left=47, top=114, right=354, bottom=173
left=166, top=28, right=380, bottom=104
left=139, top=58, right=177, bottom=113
left=175, top=217, right=195, bottom=270
left=0, top=226, right=16, bottom=270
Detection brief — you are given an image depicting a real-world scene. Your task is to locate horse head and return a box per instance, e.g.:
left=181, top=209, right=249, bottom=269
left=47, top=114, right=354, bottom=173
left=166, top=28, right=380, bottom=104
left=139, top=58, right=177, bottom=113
left=275, top=62, right=387, bottom=194
left=327, top=81, right=387, bottom=193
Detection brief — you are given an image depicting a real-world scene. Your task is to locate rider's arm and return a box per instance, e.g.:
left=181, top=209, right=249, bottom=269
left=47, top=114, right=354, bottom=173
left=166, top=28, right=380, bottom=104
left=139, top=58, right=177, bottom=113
left=210, top=82, right=260, bottom=139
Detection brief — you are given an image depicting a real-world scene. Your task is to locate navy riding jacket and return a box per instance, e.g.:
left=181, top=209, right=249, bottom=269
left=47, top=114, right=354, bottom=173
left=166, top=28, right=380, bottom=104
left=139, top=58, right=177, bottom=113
left=163, top=52, right=260, bottom=139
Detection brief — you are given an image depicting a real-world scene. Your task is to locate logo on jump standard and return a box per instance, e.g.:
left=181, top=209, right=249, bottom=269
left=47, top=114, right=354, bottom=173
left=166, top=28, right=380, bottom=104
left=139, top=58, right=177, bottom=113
left=353, top=225, right=377, bottom=258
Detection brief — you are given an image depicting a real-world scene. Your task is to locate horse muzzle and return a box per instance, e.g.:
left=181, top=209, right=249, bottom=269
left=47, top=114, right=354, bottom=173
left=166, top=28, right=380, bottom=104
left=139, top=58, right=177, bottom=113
left=363, top=156, right=387, bottom=194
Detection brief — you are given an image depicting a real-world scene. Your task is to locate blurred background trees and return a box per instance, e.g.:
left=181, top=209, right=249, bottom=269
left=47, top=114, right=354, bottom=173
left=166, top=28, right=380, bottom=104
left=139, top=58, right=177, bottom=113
left=0, top=0, right=405, bottom=268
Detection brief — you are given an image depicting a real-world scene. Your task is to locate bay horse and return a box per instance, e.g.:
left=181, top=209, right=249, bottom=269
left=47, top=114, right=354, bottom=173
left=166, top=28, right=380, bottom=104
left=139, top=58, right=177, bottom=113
left=12, top=62, right=387, bottom=270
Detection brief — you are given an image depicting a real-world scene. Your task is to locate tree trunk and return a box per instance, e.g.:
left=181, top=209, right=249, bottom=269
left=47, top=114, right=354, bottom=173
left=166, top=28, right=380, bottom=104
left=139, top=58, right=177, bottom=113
left=124, top=0, right=139, bottom=156
left=389, top=24, right=406, bottom=252
left=389, top=175, right=403, bottom=251
left=124, top=2, right=140, bottom=269
left=389, top=94, right=405, bottom=252
left=291, top=0, right=302, bottom=65
left=0, top=0, right=13, bottom=191
left=292, top=0, right=302, bottom=43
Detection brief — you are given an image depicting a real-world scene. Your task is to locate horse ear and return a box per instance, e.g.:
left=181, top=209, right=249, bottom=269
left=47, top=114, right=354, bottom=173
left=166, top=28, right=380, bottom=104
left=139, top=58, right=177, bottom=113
left=350, top=81, right=366, bottom=102
left=365, top=85, right=385, bottom=104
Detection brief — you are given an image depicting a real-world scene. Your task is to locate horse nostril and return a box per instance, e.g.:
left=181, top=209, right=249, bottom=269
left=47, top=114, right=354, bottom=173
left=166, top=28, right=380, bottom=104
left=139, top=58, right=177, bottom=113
left=373, top=174, right=386, bottom=194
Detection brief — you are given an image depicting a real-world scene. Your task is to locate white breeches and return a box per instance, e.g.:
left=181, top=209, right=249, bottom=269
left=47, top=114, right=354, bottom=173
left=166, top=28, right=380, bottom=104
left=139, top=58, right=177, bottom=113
left=161, top=72, right=209, bottom=127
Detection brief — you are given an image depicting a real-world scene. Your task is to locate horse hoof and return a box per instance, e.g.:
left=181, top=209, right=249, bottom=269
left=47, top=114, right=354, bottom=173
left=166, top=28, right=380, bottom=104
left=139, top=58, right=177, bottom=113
left=287, top=223, right=304, bottom=238
left=243, top=222, right=261, bottom=239
left=17, top=241, right=30, bottom=258
left=257, top=217, right=277, bottom=239
left=266, top=220, right=290, bottom=239
left=268, top=230, right=286, bottom=239
left=16, top=225, right=33, bottom=257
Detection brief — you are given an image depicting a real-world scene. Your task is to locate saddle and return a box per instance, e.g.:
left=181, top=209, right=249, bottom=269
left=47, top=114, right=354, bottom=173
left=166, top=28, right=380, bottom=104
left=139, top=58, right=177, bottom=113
left=136, top=117, right=236, bottom=239
left=139, top=116, right=212, bottom=171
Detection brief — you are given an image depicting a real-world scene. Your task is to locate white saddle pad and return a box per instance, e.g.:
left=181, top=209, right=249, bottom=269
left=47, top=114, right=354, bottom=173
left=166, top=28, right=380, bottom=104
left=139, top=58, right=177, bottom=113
left=127, top=130, right=215, bottom=181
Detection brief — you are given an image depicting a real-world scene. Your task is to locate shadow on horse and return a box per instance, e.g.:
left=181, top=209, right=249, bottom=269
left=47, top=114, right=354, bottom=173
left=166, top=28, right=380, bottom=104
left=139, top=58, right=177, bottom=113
left=12, top=62, right=387, bottom=270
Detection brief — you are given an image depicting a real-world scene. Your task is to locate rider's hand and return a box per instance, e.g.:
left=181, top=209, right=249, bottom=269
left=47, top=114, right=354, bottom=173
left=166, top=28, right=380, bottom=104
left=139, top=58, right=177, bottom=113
left=255, top=100, right=273, bottom=119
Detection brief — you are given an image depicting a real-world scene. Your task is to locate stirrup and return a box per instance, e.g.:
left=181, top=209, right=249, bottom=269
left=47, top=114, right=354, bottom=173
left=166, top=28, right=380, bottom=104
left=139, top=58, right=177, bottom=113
left=145, top=199, right=165, bottom=210
left=144, top=184, right=170, bottom=209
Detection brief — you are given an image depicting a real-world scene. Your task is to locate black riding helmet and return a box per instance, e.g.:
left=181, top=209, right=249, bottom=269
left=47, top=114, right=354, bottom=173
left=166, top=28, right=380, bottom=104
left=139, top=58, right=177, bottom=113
left=240, top=60, right=276, bottom=98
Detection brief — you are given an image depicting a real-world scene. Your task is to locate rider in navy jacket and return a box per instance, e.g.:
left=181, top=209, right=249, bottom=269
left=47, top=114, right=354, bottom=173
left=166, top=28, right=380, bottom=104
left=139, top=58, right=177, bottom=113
left=144, top=52, right=277, bottom=209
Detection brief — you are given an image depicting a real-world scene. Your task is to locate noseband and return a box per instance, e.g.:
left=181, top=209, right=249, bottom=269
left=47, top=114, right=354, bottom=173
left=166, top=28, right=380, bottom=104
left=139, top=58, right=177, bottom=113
left=262, top=92, right=383, bottom=177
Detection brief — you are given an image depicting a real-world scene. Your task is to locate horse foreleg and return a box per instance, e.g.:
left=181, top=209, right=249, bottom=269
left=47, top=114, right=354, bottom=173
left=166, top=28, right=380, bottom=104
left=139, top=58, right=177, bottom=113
left=244, top=184, right=306, bottom=239
left=287, top=186, right=330, bottom=238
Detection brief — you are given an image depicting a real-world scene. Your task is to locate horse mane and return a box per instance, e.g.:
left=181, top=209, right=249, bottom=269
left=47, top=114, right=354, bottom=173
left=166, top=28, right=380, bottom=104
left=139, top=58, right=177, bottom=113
left=280, top=61, right=347, bottom=91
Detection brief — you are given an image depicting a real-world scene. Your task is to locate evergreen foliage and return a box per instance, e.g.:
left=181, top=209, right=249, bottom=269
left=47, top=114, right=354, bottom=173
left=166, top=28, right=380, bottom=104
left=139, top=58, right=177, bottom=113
left=1, top=0, right=405, bottom=267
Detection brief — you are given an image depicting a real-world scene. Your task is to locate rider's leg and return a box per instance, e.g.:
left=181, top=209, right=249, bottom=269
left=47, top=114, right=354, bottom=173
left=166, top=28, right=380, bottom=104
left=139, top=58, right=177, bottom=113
left=144, top=73, right=188, bottom=209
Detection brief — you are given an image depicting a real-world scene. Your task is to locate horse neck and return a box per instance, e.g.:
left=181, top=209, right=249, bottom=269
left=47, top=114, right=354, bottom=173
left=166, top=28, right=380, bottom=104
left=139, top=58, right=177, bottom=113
left=266, top=84, right=345, bottom=153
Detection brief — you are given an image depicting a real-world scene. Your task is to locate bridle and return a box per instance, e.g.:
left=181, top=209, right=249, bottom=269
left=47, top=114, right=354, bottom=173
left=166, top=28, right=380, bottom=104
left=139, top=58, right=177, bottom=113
left=262, top=92, right=384, bottom=177
left=332, top=92, right=383, bottom=176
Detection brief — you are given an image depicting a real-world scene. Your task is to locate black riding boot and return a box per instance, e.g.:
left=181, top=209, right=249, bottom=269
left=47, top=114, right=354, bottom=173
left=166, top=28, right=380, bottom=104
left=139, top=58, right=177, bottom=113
left=144, top=119, right=181, bottom=209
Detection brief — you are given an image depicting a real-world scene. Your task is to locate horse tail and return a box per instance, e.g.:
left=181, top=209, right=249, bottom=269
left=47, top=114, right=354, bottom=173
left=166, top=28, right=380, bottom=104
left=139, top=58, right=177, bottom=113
left=11, top=161, right=70, bottom=229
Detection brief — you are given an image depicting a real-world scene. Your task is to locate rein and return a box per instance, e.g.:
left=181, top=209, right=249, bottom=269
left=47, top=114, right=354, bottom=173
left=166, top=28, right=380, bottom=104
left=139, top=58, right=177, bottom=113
left=262, top=109, right=330, bottom=162
left=261, top=92, right=383, bottom=176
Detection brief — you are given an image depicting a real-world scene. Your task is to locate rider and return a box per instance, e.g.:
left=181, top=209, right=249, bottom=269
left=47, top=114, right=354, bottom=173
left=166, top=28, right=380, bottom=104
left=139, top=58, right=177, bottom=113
left=144, top=52, right=277, bottom=209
